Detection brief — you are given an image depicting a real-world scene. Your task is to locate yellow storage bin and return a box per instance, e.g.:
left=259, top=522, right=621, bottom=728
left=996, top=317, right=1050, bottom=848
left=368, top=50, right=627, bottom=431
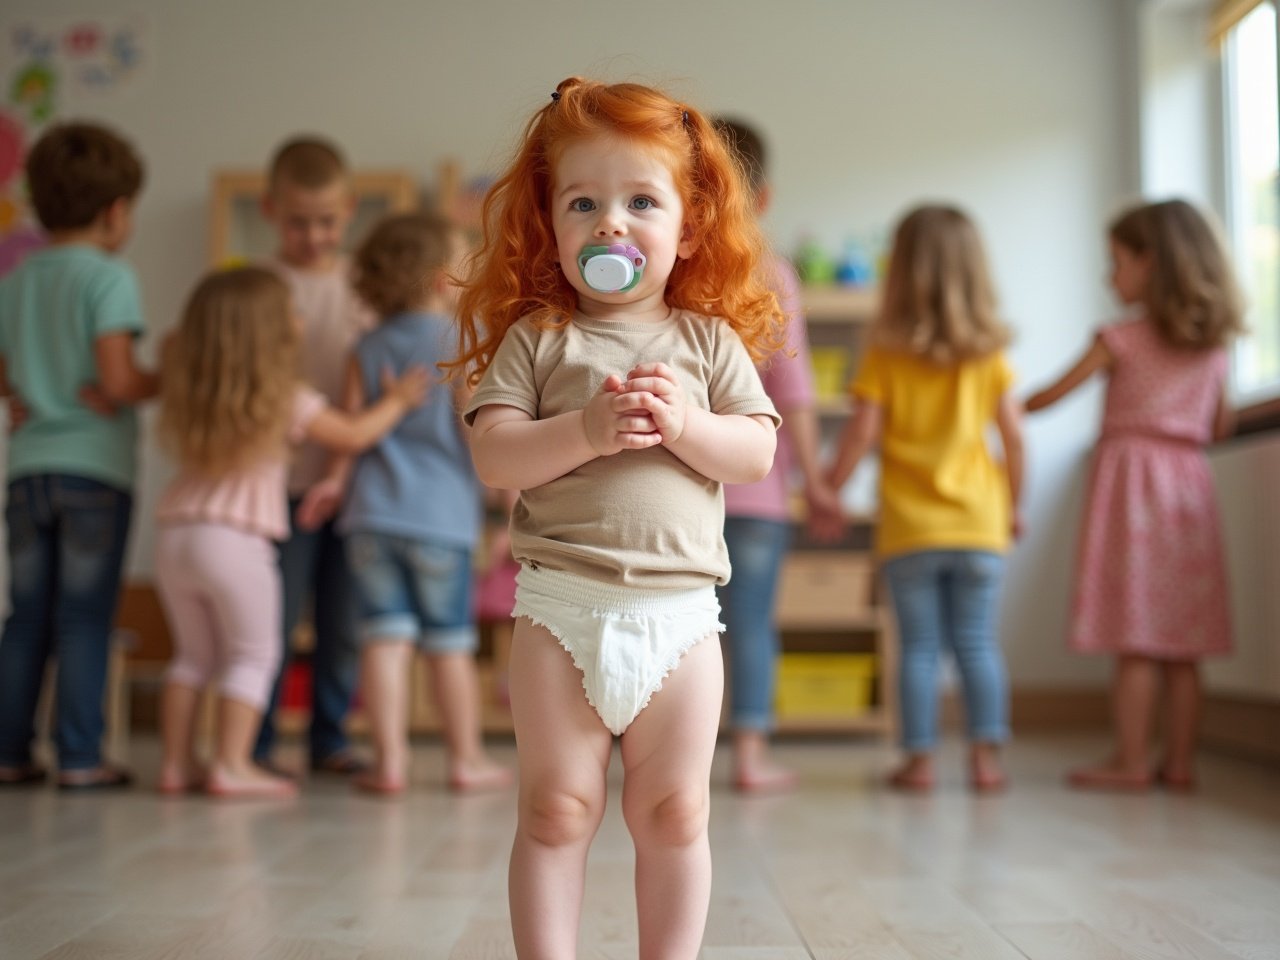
left=810, top=347, right=848, bottom=401
left=775, top=653, right=875, bottom=718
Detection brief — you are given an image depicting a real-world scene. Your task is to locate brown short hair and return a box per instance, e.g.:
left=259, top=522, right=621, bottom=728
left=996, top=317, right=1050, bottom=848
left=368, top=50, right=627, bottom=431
left=713, top=117, right=767, bottom=194
left=25, top=121, right=144, bottom=230
left=268, top=136, right=348, bottom=192
left=353, top=212, right=455, bottom=318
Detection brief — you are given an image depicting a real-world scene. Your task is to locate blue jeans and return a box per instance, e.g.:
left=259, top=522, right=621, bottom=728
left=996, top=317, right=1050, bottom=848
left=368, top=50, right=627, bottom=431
left=718, top=517, right=792, bottom=731
left=881, top=550, right=1008, bottom=752
left=0, top=475, right=132, bottom=770
left=254, top=505, right=358, bottom=764
left=347, top=533, right=477, bottom=653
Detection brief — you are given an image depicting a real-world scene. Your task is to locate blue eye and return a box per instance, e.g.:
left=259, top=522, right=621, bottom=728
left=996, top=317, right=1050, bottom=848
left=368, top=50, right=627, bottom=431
left=570, top=198, right=595, bottom=213
left=631, top=196, right=654, bottom=210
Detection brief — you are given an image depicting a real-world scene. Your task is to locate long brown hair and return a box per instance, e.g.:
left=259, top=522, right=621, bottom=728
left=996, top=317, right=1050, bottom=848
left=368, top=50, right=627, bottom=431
left=449, top=77, right=784, bottom=383
left=158, top=267, right=299, bottom=475
left=871, top=204, right=1011, bottom=364
left=1108, top=199, right=1244, bottom=348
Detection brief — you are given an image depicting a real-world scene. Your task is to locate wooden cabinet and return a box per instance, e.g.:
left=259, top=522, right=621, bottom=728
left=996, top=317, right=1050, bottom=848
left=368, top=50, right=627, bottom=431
left=769, top=284, right=896, bottom=737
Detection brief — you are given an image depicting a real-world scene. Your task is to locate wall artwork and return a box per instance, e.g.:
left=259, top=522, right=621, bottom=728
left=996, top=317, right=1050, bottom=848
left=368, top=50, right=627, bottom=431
left=0, top=16, right=149, bottom=276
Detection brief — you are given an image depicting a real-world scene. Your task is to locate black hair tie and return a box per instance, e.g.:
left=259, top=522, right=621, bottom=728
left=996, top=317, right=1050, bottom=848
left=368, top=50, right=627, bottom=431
left=550, top=91, right=561, bottom=102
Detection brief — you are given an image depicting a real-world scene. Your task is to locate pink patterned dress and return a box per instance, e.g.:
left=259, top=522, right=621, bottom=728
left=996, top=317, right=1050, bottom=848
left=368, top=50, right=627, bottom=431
left=1070, top=317, right=1231, bottom=660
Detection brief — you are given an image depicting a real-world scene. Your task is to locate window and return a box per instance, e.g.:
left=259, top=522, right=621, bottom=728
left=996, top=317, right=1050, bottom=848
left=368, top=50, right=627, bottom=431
left=1224, top=1, right=1280, bottom=398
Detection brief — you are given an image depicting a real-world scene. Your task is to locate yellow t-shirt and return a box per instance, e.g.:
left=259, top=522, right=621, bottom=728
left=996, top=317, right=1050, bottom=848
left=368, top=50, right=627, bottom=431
left=850, top=347, right=1014, bottom=558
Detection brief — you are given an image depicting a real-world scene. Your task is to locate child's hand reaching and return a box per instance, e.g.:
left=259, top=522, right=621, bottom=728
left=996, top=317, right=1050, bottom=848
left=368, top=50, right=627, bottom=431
left=295, top=476, right=345, bottom=531
left=380, top=365, right=431, bottom=409
left=619, top=363, right=686, bottom=444
left=583, top=374, right=663, bottom=455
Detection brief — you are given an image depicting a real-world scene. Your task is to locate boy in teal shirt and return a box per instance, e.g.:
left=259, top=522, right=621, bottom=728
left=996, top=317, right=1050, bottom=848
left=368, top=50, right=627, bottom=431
left=0, top=121, right=157, bottom=789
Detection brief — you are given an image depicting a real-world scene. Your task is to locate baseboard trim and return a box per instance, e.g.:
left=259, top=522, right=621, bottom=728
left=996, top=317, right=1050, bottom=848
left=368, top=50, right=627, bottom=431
left=940, top=687, right=1108, bottom=732
left=1200, top=694, right=1280, bottom=764
left=941, top=688, right=1278, bottom=765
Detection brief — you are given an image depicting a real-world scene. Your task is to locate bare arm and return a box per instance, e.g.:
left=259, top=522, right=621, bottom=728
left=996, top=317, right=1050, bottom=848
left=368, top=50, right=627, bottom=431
left=995, top=390, right=1025, bottom=538
left=470, top=404, right=602, bottom=490
left=94, top=332, right=160, bottom=405
left=1213, top=382, right=1236, bottom=442
left=668, top=408, right=777, bottom=484
left=826, top=398, right=882, bottom=489
left=1023, top=337, right=1111, bottom=413
left=784, top=404, right=845, bottom=521
left=303, top=364, right=428, bottom=454
left=471, top=370, right=670, bottom=489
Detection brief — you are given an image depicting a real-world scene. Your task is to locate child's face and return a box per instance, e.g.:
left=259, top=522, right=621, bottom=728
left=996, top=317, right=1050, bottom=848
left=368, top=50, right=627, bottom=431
left=1108, top=239, right=1151, bottom=306
left=263, top=181, right=355, bottom=269
left=551, top=135, right=693, bottom=309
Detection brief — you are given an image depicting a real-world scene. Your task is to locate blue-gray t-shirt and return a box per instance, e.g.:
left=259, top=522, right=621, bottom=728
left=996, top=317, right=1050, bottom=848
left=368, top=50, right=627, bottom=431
left=0, top=245, right=144, bottom=489
left=338, top=311, right=481, bottom=548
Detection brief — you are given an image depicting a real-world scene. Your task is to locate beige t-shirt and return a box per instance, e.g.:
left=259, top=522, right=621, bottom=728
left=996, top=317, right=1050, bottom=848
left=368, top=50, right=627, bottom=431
left=465, top=309, right=780, bottom=589
left=266, top=257, right=373, bottom=494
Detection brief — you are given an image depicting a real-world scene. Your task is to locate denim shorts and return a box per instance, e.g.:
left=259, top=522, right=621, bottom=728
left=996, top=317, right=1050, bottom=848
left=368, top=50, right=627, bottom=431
left=346, top=532, right=477, bottom=653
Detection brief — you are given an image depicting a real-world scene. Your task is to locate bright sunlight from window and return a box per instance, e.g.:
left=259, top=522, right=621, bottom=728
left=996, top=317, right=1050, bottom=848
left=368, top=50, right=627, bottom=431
left=1227, top=2, right=1280, bottom=398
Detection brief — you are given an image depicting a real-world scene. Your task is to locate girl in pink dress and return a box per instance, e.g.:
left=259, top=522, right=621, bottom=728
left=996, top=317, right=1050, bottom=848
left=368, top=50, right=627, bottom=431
left=1025, top=200, right=1244, bottom=791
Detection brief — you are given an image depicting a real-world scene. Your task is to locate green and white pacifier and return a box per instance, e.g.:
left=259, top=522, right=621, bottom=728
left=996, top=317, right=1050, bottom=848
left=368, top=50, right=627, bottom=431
left=577, top=243, right=647, bottom=293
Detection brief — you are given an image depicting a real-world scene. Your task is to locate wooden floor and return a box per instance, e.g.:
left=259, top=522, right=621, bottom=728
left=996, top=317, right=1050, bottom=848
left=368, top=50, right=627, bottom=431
left=2, top=735, right=1279, bottom=959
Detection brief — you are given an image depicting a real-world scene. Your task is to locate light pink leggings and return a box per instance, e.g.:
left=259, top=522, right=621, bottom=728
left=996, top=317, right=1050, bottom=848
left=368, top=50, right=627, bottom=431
left=155, top=523, right=282, bottom=710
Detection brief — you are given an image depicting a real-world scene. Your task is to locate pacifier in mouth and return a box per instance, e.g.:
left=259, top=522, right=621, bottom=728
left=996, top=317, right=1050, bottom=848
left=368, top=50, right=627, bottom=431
left=577, top=243, right=647, bottom=293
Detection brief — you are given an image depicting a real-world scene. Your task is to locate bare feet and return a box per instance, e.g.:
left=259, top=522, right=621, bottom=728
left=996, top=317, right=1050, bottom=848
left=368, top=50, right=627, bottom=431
left=733, top=762, right=799, bottom=794
left=886, top=755, right=934, bottom=793
left=1066, top=760, right=1152, bottom=792
left=969, top=743, right=1008, bottom=794
left=1155, top=765, right=1197, bottom=793
left=157, top=762, right=208, bottom=796
left=206, top=763, right=298, bottom=800
left=354, top=771, right=407, bottom=797
left=448, top=757, right=514, bottom=793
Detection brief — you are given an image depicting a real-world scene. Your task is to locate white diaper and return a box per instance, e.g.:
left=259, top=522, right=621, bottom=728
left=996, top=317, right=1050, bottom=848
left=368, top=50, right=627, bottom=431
left=513, top=565, right=724, bottom=735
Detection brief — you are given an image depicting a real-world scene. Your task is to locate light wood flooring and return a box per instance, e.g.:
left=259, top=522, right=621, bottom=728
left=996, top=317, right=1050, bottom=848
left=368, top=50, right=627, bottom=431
left=1, top=734, right=1278, bottom=959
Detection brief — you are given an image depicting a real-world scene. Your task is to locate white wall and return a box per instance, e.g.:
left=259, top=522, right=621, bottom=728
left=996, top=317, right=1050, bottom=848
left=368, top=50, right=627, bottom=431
left=0, top=0, right=1134, bottom=686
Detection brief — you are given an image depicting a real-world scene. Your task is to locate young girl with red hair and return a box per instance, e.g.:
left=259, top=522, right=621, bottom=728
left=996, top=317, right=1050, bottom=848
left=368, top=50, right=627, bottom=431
left=453, top=77, right=784, bottom=959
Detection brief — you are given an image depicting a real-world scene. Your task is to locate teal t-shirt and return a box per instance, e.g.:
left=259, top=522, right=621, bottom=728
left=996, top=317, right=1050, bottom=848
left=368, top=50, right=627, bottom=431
left=0, top=245, right=145, bottom=489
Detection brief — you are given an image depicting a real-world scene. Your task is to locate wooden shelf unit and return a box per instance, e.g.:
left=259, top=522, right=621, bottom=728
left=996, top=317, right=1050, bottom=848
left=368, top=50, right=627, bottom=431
left=207, top=168, right=421, bottom=267
left=768, top=284, right=896, bottom=738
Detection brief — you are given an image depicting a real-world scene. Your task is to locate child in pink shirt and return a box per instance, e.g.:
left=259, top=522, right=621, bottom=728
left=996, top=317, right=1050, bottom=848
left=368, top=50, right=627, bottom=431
left=153, top=266, right=425, bottom=798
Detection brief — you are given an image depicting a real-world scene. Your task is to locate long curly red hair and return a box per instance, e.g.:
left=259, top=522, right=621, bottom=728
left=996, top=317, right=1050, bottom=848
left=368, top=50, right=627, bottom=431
left=449, top=77, right=784, bottom=383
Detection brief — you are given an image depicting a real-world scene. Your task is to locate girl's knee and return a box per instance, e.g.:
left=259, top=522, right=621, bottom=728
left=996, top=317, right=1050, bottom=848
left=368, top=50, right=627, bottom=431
left=519, top=786, right=603, bottom=848
left=624, top=788, right=709, bottom=848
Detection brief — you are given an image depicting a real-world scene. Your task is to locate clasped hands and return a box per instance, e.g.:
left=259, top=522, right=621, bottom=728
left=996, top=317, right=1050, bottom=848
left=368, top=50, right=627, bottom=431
left=583, top=362, right=685, bottom=456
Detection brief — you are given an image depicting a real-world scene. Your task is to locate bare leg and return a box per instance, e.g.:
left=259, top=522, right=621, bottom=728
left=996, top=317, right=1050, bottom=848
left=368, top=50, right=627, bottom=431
left=354, top=640, right=411, bottom=795
left=158, top=681, right=206, bottom=793
left=1160, top=660, right=1200, bottom=789
left=732, top=728, right=797, bottom=793
left=1068, top=655, right=1156, bottom=790
left=207, top=696, right=297, bottom=798
left=427, top=652, right=512, bottom=792
left=621, top=636, right=723, bottom=960
left=507, top=618, right=612, bottom=959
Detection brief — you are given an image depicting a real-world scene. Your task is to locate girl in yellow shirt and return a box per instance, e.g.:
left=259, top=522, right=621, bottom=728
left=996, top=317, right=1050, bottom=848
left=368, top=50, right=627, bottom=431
left=827, top=205, right=1024, bottom=792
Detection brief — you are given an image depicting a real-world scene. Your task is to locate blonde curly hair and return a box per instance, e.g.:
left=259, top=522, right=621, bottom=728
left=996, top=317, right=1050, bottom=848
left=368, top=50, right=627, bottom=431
left=158, top=267, right=299, bottom=476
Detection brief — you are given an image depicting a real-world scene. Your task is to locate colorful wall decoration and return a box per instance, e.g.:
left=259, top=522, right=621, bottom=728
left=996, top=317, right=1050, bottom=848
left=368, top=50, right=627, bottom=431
left=0, top=16, right=148, bottom=276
